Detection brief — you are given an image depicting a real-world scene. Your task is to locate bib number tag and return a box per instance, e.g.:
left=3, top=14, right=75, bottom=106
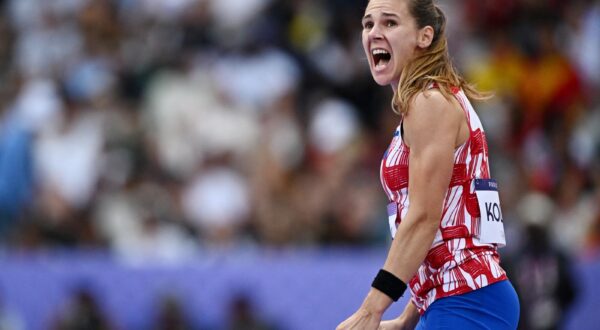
left=387, top=202, right=398, bottom=238
left=475, top=179, right=506, bottom=247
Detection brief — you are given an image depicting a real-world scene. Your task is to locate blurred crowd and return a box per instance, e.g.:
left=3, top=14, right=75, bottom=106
left=43, top=287, right=276, bottom=330
left=0, top=0, right=598, bottom=328
left=1, top=0, right=600, bottom=260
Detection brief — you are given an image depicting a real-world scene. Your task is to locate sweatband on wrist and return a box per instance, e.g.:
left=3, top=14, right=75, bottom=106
left=371, top=269, right=407, bottom=302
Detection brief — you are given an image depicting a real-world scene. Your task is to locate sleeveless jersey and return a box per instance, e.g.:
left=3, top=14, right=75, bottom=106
left=380, top=86, right=508, bottom=314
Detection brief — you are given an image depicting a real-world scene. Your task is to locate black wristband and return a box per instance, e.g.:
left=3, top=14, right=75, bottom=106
left=371, top=269, right=407, bottom=302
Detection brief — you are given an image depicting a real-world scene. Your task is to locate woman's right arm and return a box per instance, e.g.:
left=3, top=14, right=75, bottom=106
left=379, top=301, right=420, bottom=330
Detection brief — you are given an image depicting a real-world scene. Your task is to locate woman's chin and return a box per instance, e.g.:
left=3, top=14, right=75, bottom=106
left=372, top=74, right=393, bottom=86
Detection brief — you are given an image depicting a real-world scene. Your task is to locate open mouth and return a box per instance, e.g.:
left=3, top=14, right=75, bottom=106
left=372, top=48, right=391, bottom=70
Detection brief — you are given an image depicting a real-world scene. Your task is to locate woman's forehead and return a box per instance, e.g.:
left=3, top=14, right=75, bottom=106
left=364, top=0, right=408, bottom=17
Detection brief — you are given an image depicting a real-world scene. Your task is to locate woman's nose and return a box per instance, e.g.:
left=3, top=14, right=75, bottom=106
left=368, top=24, right=384, bottom=40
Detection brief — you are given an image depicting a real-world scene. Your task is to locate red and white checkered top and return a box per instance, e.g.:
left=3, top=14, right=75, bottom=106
left=380, top=85, right=507, bottom=314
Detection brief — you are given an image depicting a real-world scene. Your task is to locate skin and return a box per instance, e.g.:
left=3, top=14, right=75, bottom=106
left=361, top=0, right=422, bottom=89
left=336, top=1, right=470, bottom=329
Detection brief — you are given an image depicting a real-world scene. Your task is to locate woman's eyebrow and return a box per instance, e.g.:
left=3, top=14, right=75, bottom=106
left=381, top=12, right=400, bottom=18
left=362, top=12, right=400, bottom=22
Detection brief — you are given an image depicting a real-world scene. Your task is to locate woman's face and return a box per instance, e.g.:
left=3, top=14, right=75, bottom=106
left=361, top=0, right=420, bottom=87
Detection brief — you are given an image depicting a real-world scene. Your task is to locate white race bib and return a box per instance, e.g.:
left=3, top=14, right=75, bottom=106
left=475, top=179, right=506, bottom=247
left=387, top=202, right=398, bottom=238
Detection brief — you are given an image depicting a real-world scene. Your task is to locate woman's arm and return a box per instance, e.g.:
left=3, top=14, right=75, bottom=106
left=337, top=90, right=464, bottom=329
left=382, top=90, right=461, bottom=281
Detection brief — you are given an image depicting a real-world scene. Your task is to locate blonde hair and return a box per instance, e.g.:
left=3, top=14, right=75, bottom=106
left=391, top=1, right=491, bottom=115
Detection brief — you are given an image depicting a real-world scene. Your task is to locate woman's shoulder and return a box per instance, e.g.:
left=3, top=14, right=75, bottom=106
left=408, top=89, right=460, bottom=121
left=402, top=89, right=465, bottom=145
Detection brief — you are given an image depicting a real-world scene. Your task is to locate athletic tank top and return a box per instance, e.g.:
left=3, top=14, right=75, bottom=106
left=380, top=85, right=508, bottom=313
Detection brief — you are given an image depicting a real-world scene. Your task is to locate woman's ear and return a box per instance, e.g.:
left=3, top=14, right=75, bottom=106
left=417, top=26, right=434, bottom=49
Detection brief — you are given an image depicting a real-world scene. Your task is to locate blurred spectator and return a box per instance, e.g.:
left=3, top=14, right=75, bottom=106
left=0, top=107, right=34, bottom=238
left=585, top=192, right=600, bottom=257
left=34, top=90, right=104, bottom=215
left=152, top=294, right=198, bottom=330
left=509, top=192, right=578, bottom=330
left=226, top=294, right=277, bottom=330
left=564, top=1, right=600, bottom=90
left=51, top=286, right=114, bottom=330
left=211, top=46, right=301, bottom=112
left=181, top=158, right=251, bottom=247
left=550, top=165, right=597, bottom=256
left=141, top=62, right=260, bottom=180
left=93, top=176, right=197, bottom=264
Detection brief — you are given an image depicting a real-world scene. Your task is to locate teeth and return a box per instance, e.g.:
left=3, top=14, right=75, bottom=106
left=372, top=48, right=390, bottom=55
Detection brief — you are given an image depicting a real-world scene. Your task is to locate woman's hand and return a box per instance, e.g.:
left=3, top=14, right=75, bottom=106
left=378, top=301, right=420, bottom=330
left=336, top=307, right=383, bottom=330
left=337, top=289, right=392, bottom=330
left=378, top=317, right=413, bottom=330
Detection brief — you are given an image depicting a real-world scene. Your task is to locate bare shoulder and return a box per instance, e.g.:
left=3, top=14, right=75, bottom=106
left=403, top=90, right=464, bottom=147
left=407, top=90, right=461, bottom=123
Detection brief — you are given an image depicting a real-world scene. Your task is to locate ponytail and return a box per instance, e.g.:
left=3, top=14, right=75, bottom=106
left=391, top=2, right=491, bottom=115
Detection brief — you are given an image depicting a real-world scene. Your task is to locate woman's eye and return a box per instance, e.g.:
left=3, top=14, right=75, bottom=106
left=386, top=20, right=397, bottom=27
left=363, top=22, right=373, bottom=29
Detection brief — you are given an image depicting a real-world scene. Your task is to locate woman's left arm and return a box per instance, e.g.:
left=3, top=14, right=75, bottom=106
left=337, top=91, right=464, bottom=330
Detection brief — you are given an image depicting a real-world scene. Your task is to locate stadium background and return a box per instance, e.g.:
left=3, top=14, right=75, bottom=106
left=0, top=0, right=598, bottom=329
